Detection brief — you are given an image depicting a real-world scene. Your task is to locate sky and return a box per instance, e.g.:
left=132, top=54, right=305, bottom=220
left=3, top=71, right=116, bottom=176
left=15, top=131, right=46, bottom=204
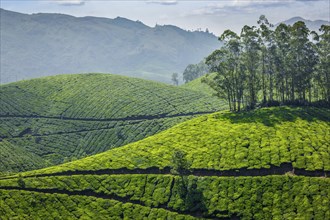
left=1, top=0, right=329, bottom=35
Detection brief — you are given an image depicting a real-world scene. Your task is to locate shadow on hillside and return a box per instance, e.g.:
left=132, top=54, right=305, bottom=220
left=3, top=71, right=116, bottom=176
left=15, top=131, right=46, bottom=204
left=216, top=107, right=330, bottom=127
left=177, top=177, right=239, bottom=219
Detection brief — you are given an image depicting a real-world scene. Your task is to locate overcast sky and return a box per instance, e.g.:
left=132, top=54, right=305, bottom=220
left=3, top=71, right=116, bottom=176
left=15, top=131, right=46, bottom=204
left=1, top=0, right=329, bottom=35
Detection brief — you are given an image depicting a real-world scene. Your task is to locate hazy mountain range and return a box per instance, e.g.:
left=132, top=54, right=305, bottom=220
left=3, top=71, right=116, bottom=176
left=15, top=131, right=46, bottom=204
left=278, top=16, right=329, bottom=31
left=1, top=9, right=328, bottom=84
left=0, top=8, right=220, bottom=84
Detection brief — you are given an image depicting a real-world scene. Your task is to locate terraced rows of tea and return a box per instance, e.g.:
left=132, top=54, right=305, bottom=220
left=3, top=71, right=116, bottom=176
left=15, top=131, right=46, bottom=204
left=0, top=74, right=226, bottom=173
left=1, top=174, right=329, bottom=219
left=17, top=107, right=329, bottom=176
left=0, top=107, right=328, bottom=219
left=181, top=73, right=216, bottom=96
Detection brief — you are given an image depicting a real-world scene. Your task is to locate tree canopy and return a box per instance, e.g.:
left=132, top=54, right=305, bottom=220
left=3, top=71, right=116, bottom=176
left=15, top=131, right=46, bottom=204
left=183, top=61, right=209, bottom=83
left=204, top=15, right=330, bottom=111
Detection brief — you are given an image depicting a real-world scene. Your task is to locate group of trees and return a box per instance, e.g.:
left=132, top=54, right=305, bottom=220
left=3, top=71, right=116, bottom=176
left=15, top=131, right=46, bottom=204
left=204, top=15, right=329, bottom=111
left=182, top=61, right=209, bottom=83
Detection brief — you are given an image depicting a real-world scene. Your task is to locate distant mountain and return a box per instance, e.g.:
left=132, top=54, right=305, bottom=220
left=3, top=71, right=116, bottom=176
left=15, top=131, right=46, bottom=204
left=277, top=16, right=329, bottom=32
left=0, top=9, right=221, bottom=84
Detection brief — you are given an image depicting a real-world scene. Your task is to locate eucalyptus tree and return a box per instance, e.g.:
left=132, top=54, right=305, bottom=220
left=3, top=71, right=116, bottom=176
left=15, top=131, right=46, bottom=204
left=204, top=16, right=328, bottom=111
left=205, top=48, right=234, bottom=110
left=289, top=21, right=318, bottom=102
left=222, top=30, right=245, bottom=111
left=205, top=30, right=244, bottom=111
left=274, top=23, right=291, bottom=102
left=315, top=25, right=330, bottom=102
left=240, top=25, right=260, bottom=109
left=258, top=15, right=276, bottom=103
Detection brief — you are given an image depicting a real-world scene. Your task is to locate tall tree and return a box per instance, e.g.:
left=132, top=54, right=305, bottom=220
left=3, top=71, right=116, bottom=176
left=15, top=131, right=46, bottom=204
left=205, top=30, right=244, bottom=111
left=274, top=23, right=291, bottom=102
left=240, top=25, right=260, bottom=109
left=258, top=15, right=275, bottom=103
left=315, top=25, right=330, bottom=102
left=289, top=21, right=318, bottom=102
left=204, top=17, right=329, bottom=111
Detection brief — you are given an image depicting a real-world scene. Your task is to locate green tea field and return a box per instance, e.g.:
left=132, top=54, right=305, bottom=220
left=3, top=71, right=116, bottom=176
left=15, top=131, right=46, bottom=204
left=1, top=107, right=329, bottom=219
left=0, top=74, right=226, bottom=173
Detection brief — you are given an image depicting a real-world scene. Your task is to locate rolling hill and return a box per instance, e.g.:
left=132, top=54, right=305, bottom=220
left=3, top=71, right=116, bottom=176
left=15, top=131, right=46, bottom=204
left=0, top=107, right=329, bottom=219
left=0, top=73, right=226, bottom=173
left=0, top=8, right=220, bottom=84
left=181, top=73, right=216, bottom=96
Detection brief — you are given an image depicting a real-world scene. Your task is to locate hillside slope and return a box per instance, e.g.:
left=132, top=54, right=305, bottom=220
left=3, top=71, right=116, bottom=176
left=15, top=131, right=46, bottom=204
left=0, top=73, right=225, bottom=173
left=181, top=73, right=216, bottom=96
left=21, top=107, right=330, bottom=175
left=0, top=107, right=329, bottom=219
left=0, top=8, right=220, bottom=84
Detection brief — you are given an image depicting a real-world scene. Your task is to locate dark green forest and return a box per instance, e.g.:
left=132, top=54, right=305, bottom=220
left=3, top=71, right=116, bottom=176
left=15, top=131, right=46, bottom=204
left=204, top=16, right=330, bottom=111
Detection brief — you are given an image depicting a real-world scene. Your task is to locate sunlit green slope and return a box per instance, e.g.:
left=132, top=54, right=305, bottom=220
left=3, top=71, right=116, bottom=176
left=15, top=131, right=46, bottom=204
left=0, top=107, right=329, bottom=219
left=23, top=107, right=329, bottom=175
left=0, top=73, right=225, bottom=173
left=181, top=73, right=216, bottom=96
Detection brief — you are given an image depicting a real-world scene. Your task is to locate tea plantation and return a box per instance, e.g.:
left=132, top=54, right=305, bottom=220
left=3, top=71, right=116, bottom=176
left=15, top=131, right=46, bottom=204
left=0, top=74, right=225, bottom=173
left=181, top=73, right=215, bottom=96
left=16, top=107, right=329, bottom=176
left=0, top=107, right=329, bottom=219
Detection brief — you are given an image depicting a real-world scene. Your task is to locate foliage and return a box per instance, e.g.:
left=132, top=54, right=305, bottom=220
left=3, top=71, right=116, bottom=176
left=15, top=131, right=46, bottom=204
left=0, top=175, right=329, bottom=219
left=170, top=150, right=191, bottom=175
left=0, top=74, right=226, bottom=172
left=0, top=189, right=196, bottom=220
left=0, top=106, right=328, bottom=219
left=205, top=15, right=330, bottom=111
left=183, top=61, right=210, bottom=83
left=17, top=175, right=25, bottom=188
left=14, top=107, right=329, bottom=177
left=0, top=140, right=46, bottom=173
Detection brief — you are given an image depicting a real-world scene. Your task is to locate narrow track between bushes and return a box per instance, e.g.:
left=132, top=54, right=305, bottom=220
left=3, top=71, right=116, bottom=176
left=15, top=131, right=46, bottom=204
left=0, top=111, right=216, bottom=122
left=1, top=163, right=328, bottom=180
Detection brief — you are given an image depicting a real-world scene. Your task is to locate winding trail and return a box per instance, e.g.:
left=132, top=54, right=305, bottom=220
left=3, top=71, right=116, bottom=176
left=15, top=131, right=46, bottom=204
left=1, top=163, right=328, bottom=180
left=0, top=111, right=215, bottom=122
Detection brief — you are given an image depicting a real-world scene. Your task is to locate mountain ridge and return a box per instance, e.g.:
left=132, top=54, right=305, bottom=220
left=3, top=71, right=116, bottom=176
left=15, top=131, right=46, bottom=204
left=277, top=16, right=329, bottom=31
left=0, top=8, right=220, bottom=84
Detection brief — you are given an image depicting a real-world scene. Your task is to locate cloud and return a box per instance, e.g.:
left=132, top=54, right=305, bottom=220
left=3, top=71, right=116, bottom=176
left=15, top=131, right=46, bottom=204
left=146, top=0, right=178, bottom=6
left=54, top=0, right=85, bottom=6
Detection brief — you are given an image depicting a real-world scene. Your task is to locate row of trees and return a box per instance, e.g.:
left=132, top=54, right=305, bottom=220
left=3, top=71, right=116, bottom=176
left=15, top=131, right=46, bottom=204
left=204, top=15, right=329, bottom=111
